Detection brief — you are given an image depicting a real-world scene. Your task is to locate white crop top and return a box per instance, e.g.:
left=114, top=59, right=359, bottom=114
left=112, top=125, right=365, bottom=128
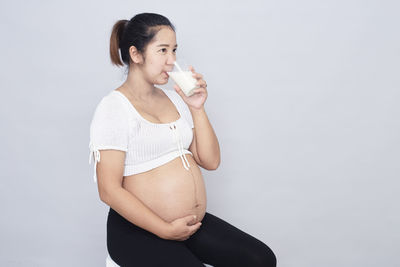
left=88, top=89, right=194, bottom=183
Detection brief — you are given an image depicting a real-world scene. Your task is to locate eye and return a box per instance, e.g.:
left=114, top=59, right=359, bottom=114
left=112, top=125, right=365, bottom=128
left=159, top=48, right=177, bottom=54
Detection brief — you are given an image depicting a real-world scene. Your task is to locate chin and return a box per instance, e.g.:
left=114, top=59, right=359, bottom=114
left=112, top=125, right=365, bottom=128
left=154, top=79, right=168, bottom=85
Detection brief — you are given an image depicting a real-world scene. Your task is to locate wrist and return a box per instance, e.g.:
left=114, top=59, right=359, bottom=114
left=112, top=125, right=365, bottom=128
left=189, top=106, right=205, bottom=115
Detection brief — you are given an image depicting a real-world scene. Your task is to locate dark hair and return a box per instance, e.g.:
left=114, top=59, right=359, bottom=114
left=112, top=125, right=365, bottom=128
left=110, top=13, right=175, bottom=67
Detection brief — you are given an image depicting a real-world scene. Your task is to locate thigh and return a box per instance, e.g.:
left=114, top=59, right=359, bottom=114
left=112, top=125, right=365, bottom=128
left=107, top=208, right=205, bottom=267
left=184, top=212, right=276, bottom=267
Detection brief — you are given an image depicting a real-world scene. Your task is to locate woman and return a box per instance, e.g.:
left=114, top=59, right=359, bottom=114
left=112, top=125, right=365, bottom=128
left=89, top=13, right=277, bottom=267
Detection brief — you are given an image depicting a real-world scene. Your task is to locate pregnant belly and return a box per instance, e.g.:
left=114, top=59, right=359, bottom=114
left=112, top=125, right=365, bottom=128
left=122, top=154, right=207, bottom=224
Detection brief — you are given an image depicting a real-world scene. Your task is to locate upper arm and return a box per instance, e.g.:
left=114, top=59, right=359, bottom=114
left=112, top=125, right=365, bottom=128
left=189, top=128, right=202, bottom=166
left=96, top=150, right=125, bottom=201
left=89, top=96, right=129, bottom=200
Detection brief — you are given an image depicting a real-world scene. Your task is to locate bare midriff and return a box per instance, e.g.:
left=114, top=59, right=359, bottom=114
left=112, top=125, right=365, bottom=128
left=122, top=154, right=207, bottom=224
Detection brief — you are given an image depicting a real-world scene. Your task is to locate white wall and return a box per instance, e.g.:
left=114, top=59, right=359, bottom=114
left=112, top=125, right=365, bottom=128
left=1, top=0, right=399, bottom=266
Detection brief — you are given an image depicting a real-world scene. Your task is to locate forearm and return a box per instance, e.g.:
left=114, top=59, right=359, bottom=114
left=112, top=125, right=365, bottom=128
left=101, top=187, right=169, bottom=238
left=190, top=106, right=220, bottom=169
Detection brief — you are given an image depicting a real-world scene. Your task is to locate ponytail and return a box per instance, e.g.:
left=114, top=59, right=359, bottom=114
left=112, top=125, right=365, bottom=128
left=110, top=20, right=128, bottom=66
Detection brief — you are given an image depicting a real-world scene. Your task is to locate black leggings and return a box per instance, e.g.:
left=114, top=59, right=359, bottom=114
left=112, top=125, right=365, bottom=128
left=107, top=208, right=277, bottom=267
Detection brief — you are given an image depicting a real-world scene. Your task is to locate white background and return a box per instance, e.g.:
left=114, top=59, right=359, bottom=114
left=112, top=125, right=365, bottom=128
left=1, top=0, right=399, bottom=266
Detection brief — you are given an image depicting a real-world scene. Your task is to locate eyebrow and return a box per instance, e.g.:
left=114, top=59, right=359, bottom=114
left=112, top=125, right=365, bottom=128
left=156, top=44, right=178, bottom=47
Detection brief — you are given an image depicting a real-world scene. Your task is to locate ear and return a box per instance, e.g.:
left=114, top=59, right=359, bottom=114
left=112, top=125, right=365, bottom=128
left=128, top=46, right=144, bottom=64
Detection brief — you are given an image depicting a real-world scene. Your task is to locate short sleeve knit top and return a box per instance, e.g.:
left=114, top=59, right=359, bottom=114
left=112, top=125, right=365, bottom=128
left=88, top=89, right=194, bottom=183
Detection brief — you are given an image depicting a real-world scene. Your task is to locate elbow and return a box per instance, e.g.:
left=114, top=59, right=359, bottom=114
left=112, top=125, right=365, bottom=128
left=99, top=184, right=124, bottom=205
left=99, top=191, right=110, bottom=205
left=207, top=158, right=220, bottom=170
left=213, top=160, right=221, bottom=170
left=99, top=187, right=116, bottom=205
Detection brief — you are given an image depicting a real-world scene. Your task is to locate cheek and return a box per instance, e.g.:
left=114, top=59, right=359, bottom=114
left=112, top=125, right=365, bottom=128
left=147, top=59, right=161, bottom=70
left=144, top=63, right=157, bottom=75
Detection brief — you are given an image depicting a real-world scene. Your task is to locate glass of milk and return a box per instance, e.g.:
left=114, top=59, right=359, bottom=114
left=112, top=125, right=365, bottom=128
left=167, top=61, right=199, bottom=97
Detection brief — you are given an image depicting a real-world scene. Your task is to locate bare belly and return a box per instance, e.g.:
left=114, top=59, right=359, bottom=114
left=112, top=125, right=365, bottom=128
left=122, top=154, right=207, bottom=224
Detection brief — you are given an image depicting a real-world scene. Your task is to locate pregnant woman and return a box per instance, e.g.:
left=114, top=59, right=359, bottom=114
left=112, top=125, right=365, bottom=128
left=89, top=13, right=277, bottom=267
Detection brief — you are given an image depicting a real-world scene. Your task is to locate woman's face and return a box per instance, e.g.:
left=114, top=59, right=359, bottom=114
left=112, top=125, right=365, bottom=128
left=140, top=26, right=177, bottom=85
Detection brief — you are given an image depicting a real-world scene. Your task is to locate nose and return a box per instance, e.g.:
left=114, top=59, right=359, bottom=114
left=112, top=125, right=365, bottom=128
left=167, top=52, right=176, bottom=66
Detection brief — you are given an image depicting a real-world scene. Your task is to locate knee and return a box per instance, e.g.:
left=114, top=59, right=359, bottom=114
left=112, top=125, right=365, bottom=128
left=247, top=243, right=277, bottom=267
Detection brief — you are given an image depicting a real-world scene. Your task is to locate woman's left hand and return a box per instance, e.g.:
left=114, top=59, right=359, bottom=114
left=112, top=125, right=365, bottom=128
left=173, top=66, right=208, bottom=110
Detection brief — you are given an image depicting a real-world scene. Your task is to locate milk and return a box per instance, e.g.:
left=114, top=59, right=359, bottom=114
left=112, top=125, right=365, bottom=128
left=167, top=71, right=198, bottom=97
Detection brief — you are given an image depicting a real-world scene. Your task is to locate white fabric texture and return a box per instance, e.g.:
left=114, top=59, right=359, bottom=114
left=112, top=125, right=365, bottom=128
left=89, top=89, right=194, bottom=183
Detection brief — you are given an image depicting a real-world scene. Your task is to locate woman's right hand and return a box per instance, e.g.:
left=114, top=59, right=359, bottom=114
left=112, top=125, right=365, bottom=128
left=163, top=214, right=202, bottom=241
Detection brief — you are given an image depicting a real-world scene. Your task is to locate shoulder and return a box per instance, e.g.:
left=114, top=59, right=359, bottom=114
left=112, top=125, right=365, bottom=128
left=93, top=91, right=128, bottom=116
left=90, top=91, right=130, bottom=129
left=89, top=91, right=130, bottom=155
left=97, top=90, right=125, bottom=108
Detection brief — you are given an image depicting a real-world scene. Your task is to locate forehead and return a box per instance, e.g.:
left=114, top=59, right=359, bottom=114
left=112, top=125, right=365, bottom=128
left=150, top=26, right=177, bottom=46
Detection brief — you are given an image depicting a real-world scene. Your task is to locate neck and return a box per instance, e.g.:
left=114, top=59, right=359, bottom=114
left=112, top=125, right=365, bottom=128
left=122, top=67, right=157, bottom=101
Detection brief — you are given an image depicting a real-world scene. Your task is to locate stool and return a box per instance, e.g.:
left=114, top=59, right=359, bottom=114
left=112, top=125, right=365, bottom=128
left=106, top=254, right=120, bottom=267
